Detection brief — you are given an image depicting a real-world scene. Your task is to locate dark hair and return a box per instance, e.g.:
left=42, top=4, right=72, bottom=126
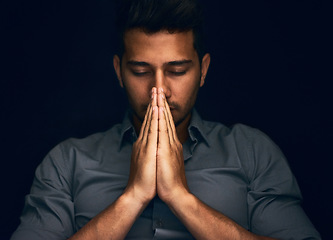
left=114, top=0, right=205, bottom=62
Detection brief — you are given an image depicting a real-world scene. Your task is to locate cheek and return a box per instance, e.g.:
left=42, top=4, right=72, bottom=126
left=123, top=77, right=152, bottom=110
left=173, top=77, right=200, bottom=101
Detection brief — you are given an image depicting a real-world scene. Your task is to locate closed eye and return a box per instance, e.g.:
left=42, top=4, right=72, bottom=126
left=169, top=71, right=186, bottom=76
left=131, top=71, right=151, bottom=76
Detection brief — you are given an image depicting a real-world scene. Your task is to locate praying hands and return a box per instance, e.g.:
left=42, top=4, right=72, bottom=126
left=125, top=87, right=189, bottom=206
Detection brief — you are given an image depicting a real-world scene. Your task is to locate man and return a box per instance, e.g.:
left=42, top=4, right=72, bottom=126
left=11, top=0, right=321, bottom=239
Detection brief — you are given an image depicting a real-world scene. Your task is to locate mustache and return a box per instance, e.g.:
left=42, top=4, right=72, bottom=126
left=144, top=101, right=179, bottom=111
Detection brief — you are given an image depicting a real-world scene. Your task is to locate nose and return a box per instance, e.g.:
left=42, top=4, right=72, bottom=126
left=154, top=70, right=171, bottom=98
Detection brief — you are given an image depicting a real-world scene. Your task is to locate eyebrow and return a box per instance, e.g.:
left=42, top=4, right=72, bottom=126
left=167, top=60, right=193, bottom=66
left=126, top=59, right=193, bottom=67
left=127, top=61, right=149, bottom=66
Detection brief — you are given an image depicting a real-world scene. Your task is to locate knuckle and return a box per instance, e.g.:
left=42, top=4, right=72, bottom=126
left=133, top=141, right=140, bottom=148
left=141, top=148, right=147, bottom=155
left=148, top=127, right=155, bottom=135
left=176, top=142, right=182, bottom=149
left=158, top=128, right=168, bottom=134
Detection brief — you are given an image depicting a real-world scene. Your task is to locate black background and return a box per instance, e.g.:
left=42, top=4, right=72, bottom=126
left=2, top=0, right=332, bottom=239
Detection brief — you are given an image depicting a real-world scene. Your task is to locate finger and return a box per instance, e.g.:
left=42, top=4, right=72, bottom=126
left=137, top=102, right=151, bottom=141
left=142, top=95, right=155, bottom=146
left=151, top=87, right=157, bottom=108
left=158, top=106, right=171, bottom=148
left=163, top=96, right=177, bottom=142
left=157, top=88, right=174, bottom=142
left=140, top=87, right=157, bottom=143
left=144, top=91, right=157, bottom=146
left=157, top=87, right=165, bottom=108
left=146, top=105, right=158, bottom=150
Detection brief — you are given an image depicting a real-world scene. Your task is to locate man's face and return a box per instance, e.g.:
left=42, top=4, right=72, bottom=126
left=114, top=29, right=210, bottom=127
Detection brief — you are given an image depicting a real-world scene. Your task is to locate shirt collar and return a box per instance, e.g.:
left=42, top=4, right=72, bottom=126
left=118, top=109, right=137, bottom=151
left=187, top=109, right=210, bottom=147
left=118, top=108, right=210, bottom=151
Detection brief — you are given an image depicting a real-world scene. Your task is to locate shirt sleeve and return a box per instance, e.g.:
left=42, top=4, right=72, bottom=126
left=245, top=128, right=321, bottom=239
left=11, top=143, right=75, bottom=240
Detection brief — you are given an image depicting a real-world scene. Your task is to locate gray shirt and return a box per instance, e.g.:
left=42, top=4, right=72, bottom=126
left=11, top=109, right=321, bottom=239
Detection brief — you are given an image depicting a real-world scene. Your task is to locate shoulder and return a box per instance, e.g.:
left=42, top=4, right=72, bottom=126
left=200, top=119, right=288, bottom=174
left=201, top=119, right=270, bottom=145
left=38, top=123, right=124, bottom=173
left=57, top=123, right=123, bottom=154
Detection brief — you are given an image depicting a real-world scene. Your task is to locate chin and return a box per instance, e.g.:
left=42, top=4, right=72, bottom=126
left=173, top=111, right=191, bottom=127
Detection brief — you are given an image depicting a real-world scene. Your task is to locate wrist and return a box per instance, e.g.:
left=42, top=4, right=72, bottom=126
left=162, top=186, right=192, bottom=207
left=123, top=186, right=154, bottom=207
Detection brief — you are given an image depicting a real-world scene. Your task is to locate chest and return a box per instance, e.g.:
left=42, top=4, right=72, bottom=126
left=72, top=165, right=249, bottom=232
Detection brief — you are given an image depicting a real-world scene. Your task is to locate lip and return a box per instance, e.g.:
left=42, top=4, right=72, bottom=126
left=167, top=103, right=176, bottom=110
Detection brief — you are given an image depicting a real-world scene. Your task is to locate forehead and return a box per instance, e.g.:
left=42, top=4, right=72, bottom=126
left=122, top=29, right=198, bottom=63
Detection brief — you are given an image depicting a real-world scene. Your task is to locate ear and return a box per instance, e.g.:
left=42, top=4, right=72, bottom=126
left=113, top=55, right=124, bottom=88
left=200, top=53, right=211, bottom=87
